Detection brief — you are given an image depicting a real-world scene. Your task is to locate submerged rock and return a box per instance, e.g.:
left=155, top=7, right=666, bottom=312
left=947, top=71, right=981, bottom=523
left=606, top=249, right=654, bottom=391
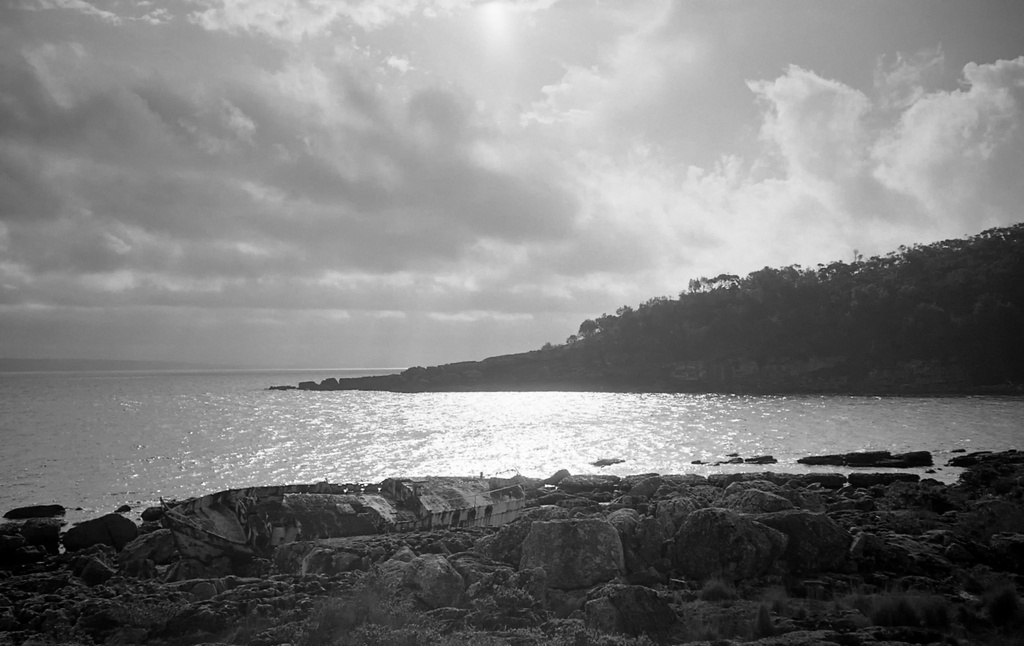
left=3, top=504, right=65, bottom=519
left=798, top=450, right=933, bottom=468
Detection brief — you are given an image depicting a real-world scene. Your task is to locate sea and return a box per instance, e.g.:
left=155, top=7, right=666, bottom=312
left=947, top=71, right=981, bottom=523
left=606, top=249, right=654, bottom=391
left=1, top=369, right=1022, bottom=526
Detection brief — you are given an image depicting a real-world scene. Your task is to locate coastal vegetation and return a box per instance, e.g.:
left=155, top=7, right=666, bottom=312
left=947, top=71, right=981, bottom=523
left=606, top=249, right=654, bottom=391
left=295, top=222, right=1024, bottom=393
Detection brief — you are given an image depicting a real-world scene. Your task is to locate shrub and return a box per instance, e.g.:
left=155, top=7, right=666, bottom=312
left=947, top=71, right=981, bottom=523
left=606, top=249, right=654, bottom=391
left=759, top=586, right=791, bottom=616
left=847, top=592, right=951, bottom=630
left=299, top=571, right=434, bottom=646
left=700, top=577, right=738, bottom=602
left=870, top=595, right=920, bottom=627
left=751, top=603, right=774, bottom=639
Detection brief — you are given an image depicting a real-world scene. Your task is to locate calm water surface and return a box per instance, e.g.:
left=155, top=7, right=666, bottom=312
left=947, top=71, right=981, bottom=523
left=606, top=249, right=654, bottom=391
left=1, top=370, right=1021, bottom=523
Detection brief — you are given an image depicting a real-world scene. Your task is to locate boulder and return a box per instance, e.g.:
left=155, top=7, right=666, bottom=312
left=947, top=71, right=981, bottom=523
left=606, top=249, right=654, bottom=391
left=409, top=554, right=465, bottom=609
left=78, top=556, right=117, bottom=586
left=722, top=489, right=795, bottom=514
left=473, top=505, right=569, bottom=566
left=520, top=518, right=625, bottom=590
left=723, top=480, right=784, bottom=496
left=785, top=473, right=847, bottom=489
left=18, top=518, right=63, bottom=554
left=3, top=504, right=65, bottom=519
left=299, top=547, right=361, bottom=576
left=584, top=584, right=677, bottom=636
left=626, top=476, right=665, bottom=498
left=633, top=515, right=670, bottom=569
left=750, top=509, right=851, bottom=574
left=449, top=552, right=514, bottom=588
left=671, top=507, right=787, bottom=581
left=140, top=506, right=165, bottom=522
left=63, top=513, right=139, bottom=552
left=988, top=532, right=1024, bottom=574
left=0, top=534, right=30, bottom=567
left=606, top=508, right=641, bottom=537
left=798, top=450, right=932, bottom=468
left=847, top=472, right=920, bottom=488
left=117, top=528, right=178, bottom=571
left=381, top=553, right=465, bottom=609
left=655, top=494, right=701, bottom=536
left=557, top=474, right=621, bottom=494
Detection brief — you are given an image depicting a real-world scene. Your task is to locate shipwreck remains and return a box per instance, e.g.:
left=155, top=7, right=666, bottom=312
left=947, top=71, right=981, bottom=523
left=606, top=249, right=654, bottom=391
left=162, top=477, right=526, bottom=562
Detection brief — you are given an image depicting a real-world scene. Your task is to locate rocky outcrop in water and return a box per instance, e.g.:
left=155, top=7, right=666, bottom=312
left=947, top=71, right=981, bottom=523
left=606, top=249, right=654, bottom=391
left=1, top=450, right=1022, bottom=645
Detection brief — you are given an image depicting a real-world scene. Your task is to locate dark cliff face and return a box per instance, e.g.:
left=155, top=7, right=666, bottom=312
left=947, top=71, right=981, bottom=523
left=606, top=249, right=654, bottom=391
left=297, top=223, right=1024, bottom=395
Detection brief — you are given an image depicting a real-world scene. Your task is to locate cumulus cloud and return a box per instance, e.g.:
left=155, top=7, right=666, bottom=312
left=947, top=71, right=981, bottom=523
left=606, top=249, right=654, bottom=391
left=872, top=56, right=1024, bottom=228
left=187, top=0, right=560, bottom=40
left=0, top=20, right=580, bottom=325
left=2, top=0, right=1023, bottom=366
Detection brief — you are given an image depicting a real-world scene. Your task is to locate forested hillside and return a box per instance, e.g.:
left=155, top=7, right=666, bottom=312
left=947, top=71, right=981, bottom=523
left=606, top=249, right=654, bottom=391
left=306, top=223, right=1024, bottom=393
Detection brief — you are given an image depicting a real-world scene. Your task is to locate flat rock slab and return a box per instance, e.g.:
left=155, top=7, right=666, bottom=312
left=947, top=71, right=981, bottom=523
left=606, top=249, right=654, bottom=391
left=798, top=450, right=932, bottom=468
left=4, top=505, right=66, bottom=519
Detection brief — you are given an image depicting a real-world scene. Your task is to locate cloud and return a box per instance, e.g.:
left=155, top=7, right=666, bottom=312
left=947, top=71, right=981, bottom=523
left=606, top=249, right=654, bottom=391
left=0, top=25, right=581, bottom=321
left=874, top=46, right=945, bottom=110
left=21, top=0, right=123, bottom=25
left=187, top=0, right=487, bottom=40
left=749, top=65, right=872, bottom=185
left=2, top=1, right=1024, bottom=366
left=872, top=56, right=1024, bottom=228
left=385, top=55, right=412, bottom=74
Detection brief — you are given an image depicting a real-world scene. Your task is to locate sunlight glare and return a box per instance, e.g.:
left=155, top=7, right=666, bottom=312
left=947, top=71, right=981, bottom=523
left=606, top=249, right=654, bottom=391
left=478, top=1, right=513, bottom=54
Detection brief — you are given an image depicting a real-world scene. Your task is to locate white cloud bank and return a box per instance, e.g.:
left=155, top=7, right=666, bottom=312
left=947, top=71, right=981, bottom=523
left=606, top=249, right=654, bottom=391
left=0, top=1, right=1022, bottom=366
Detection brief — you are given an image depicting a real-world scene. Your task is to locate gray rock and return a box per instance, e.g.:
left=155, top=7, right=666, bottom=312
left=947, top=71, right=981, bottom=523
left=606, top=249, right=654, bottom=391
left=584, top=584, right=676, bottom=636
left=626, top=476, right=665, bottom=498
left=542, top=469, right=571, bottom=486
left=607, top=508, right=641, bottom=537
left=17, top=518, right=64, bottom=554
left=117, top=528, right=177, bottom=569
left=723, top=489, right=795, bottom=514
left=989, top=532, right=1024, bottom=574
left=64, top=513, right=138, bottom=552
left=79, top=556, right=116, bottom=586
left=655, top=494, right=700, bottom=535
left=473, top=505, right=569, bottom=565
left=557, top=474, right=621, bottom=494
left=672, top=507, right=787, bottom=581
left=3, top=504, right=65, bottom=519
left=448, top=551, right=513, bottom=587
left=520, top=518, right=625, bottom=590
left=381, top=553, right=465, bottom=609
left=847, top=472, right=920, bottom=487
left=750, top=509, right=851, bottom=574
left=140, top=506, right=165, bottom=522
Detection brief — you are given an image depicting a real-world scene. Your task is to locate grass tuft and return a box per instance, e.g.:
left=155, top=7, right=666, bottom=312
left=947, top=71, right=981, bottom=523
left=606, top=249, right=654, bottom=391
left=700, top=577, right=739, bottom=602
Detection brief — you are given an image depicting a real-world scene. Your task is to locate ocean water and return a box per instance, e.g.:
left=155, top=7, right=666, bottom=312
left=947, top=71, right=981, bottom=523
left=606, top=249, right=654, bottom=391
left=1, top=369, right=1021, bottom=525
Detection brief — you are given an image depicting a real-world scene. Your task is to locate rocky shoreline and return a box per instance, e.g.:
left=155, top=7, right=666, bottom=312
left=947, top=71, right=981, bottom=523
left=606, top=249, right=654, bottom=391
left=1, top=450, right=1022, bottom=645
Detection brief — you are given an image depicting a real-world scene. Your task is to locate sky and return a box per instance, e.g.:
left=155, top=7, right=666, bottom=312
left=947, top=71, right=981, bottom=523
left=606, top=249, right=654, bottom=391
left=1, top=0, right=1024, bottom=369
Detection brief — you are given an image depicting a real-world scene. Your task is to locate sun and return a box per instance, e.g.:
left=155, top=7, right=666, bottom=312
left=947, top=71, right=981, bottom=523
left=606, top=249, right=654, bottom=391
left=477, top=1, right=513, bottom=54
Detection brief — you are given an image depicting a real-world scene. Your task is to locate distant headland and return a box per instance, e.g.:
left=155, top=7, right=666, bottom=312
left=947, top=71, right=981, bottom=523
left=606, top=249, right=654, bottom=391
left=276, top=223, right=1024, bottom=395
